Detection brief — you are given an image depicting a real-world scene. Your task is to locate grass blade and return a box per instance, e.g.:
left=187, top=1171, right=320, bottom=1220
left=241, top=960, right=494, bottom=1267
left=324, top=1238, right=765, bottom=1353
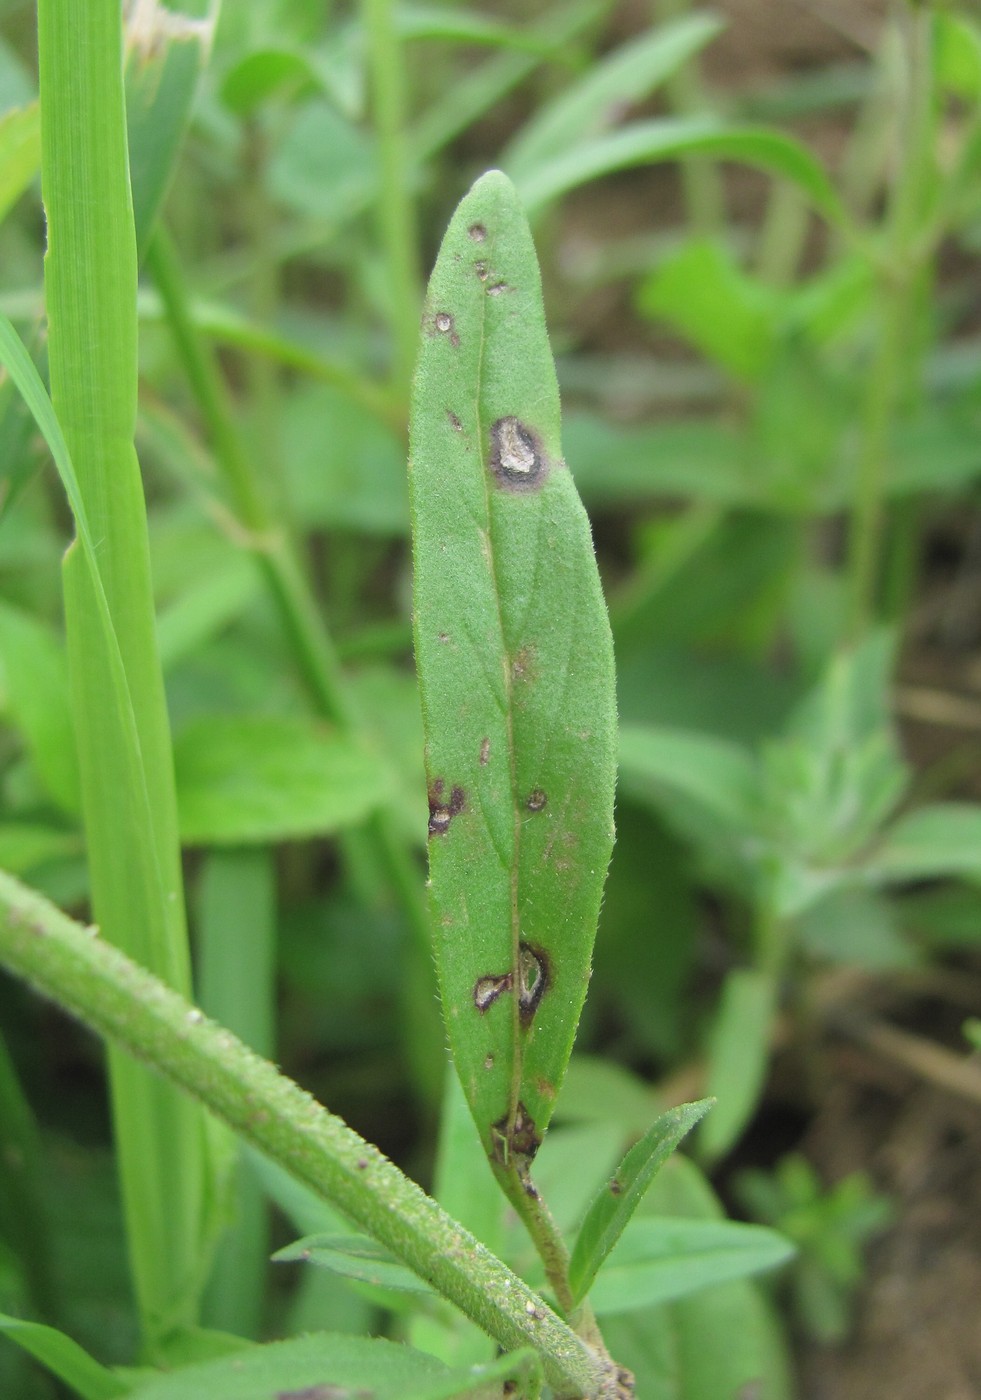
left=568, top=1099, right=712, bottom=1305
left=503, top=12, right=724, bottom=178
left=36, top=0, right=211, bottom=1343
left=514, top=117, right=843, bottom=223
left=409, top=173, right=616, bottom=1203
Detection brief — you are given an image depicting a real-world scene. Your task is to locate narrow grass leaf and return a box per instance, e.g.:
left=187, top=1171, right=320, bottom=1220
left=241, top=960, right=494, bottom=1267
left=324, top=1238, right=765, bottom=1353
left=174, top=715, right=391, bottom=845
left=409, top=172, right=617, bottom=1188
left=37, top=0, right=211, bottom=1338
left=588, top=1218, right=795, bottom=1316
left=397, top=5, right=554, bottom=54
left=568, top=1099, right=713, bottom=1304
left=0, top=102, right=40, bottom=224
left=410, top=0, right=603, bottom=164
left=0, top=1314, right=126, bottom=1400
left=121, top=1333, right=537, bottom=1400
left=515, top=118, right=842, bottom=223
left=0, top=600, right=79, bottom=811
left=504, top=13, right=725, bottom=178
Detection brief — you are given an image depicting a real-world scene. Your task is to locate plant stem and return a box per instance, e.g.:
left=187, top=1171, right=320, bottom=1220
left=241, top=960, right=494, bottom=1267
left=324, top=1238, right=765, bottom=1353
left=655, top=0, right=725, bottom=236
left=845, top=3, right=934, bottom=641
left=0, top=871, right=616, bottom=1400
left=362, top=0, right=422, bottom=394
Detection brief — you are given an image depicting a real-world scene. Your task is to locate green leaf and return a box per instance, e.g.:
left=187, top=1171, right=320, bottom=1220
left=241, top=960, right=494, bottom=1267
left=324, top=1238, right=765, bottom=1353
left=0, top=601, right=79, bottom=811
left=798, top=887, right=915, bottom=969
left=0, top=1314, right=126, bottom=1400
left=0, top=823, right=81, bottom=877
left=398, top=5, right=553, bottom=54
left=0, top=102, right=40, bottom=225
left=504, top=13, right=724, bottom=178
left=514, top=118, right=842, bottom=221
left=122, top=1333, right=539, bottom=1400
left=281, top=382, right=409, bottom=535
left=636, top=238, right=782, bottom=381
left=273, top=1233, right=437, bottom=1297
left=569, top=1100, right=712, bottom=1304
left=408, top=172, right=617, bottom=1192
left=602, top=1155, right=794, bottom=1399
left=867, top=803, right=981, bottom=884
left=125, top=0, right=213, bottom=255
left=588, top=1217, right=795, bottom=1316
left=219, top=48, right=320, bottom=115
left=174, top=714, right=391, bottom=845
left=618, top=723, right=758, bottom=832
left=698, top=970, right=777, bottom=1163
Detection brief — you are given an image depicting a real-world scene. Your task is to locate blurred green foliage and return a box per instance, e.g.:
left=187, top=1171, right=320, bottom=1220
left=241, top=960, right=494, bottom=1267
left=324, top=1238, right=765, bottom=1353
left=1, top=1, right=981, bottom=1396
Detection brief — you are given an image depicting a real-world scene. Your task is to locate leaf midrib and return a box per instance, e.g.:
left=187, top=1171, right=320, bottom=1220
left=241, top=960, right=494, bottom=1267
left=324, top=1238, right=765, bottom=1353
left=472, top=221, right=524, bottom=1147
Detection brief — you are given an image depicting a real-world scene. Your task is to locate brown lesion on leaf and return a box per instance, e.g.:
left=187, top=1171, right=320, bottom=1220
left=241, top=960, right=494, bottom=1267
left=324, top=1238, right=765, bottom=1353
left=468, top=221, right=487, bottom=242
left=510, top=643, right=537, bottom=683
left=489, top=417, right=547, bottom=492
left=518, top=942, right=549, bottom=1026
left=526, top=788, right=547, bottom=812
left=487, top=280, right=509, bottom=296
left=491, top=1100, right=541, bottom=1174
left=432, top=309, right=460, bottom=347
left=428, top=778, right=465, bottom=837
left=473, top=971, right=513, bottom=1012
left=609, top=1177, right=623, bottom=1196
left=473, top=259, right=489, bottom=281
left=446, top=409, right=463, bottom=432
left=479, top=736, right=491, bottom=765
left=277, top=1388, right=368, bottom=1400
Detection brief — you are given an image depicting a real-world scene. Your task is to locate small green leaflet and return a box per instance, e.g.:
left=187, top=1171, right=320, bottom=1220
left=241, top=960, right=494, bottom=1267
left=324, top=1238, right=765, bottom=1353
left=409, top=172, right=616, bottom=1194
left=568, top=1098, right=713, bottom=1304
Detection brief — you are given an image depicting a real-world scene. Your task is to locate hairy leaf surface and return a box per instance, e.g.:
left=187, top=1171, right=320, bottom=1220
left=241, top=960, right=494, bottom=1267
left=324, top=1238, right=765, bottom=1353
left=409, top=171, right=616, bottom=1187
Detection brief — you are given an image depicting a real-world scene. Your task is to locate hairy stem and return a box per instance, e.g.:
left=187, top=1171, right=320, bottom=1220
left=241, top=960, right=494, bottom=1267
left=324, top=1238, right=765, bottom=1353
left=0, top=870, right=615, bottom=1400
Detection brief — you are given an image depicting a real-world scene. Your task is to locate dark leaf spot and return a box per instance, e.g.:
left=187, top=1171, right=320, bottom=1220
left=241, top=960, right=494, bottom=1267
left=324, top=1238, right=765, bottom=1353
left=278, top=1389, right=371, bottom=1400
left=492, top=1100, right=541, bottom=1171
left=474, top=972, right=512, bottom=1012
left=487, top=281, right=508, bottom=296
left=489, top=417, right=546, bottom=491
left=446, top=410, right=462, bottom=432
left=474, top=259, right=488, bottom=280
left=433, top=310, right=459, bottom=347
left=428, top=779, right=465, bottom=837
left=468, top=222, right=487, bottom=241
left=518, top=943, right=548, bottom=1026
left=610, top=1177, right=623, bottom=1196
left=526, top=788, right=547, bottom=812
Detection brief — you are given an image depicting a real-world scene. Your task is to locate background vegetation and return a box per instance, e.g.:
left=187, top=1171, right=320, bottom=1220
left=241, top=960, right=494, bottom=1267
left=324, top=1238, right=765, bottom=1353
left=0, top=0, right=980, bottom=1396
